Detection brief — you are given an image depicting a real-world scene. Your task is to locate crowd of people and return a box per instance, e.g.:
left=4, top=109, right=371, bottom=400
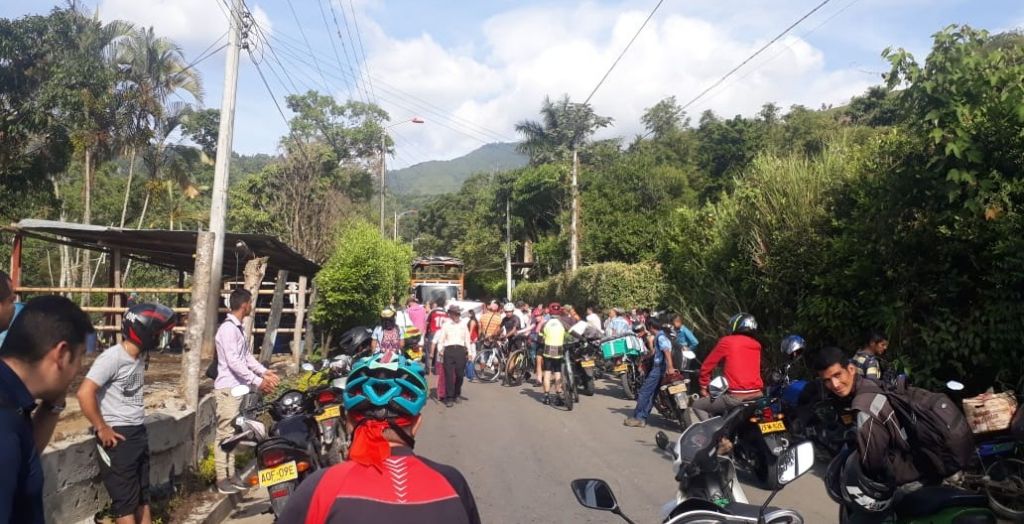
left=0, top=264, right=983, bottom=524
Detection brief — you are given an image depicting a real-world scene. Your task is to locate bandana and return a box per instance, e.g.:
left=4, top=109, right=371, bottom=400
left=348, top=416, right=416, bottom=467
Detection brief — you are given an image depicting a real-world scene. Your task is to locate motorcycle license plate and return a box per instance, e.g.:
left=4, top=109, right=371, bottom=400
left=258, top=461, right=298, bottom=487
left=841, top=414, right=853, bottom=425
left=315, top=405, right=341, bottom=422
left=613, top=363, right=628, bottom=373
left=759, top=421, right=786, bottom=434
left=580, top=360, right=595, bottom=368
left=667, top=383, right=687, bottom=395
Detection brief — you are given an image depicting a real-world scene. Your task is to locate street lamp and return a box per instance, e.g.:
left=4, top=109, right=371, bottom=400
left=394, top=209, right=418, bottom=241
left=380, top=117, right=425, bottom=234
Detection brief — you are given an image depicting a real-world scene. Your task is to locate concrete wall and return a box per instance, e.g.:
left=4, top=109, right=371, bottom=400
left=42, top=394, right=217, bottom=524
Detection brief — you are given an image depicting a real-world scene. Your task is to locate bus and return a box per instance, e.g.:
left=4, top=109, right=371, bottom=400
left=411, top=256, right=464, bottom=305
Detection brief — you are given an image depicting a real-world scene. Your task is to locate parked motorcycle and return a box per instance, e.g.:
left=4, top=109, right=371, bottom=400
left=653, top=350, right=699, bottom=430
left=300, top=355, right=353, bottom=465
left=568, top=322, right=603, bottom=397
left=601, top=334, right=645, bottom=400
left=569, top=413, right=814, bottom=523
left=223, top=384, right=324, bottom=518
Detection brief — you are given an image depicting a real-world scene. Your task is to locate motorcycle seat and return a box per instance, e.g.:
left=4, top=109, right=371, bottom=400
left=894, top=486, right=989, bottom=517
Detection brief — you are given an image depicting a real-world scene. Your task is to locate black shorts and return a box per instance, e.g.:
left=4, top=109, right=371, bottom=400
left=542, top=356, right=563, bottom=373
left=96, top=425, right=150, bottom=517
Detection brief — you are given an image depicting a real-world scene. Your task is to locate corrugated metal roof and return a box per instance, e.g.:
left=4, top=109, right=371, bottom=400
left=7, top=219, right=319, bottom=277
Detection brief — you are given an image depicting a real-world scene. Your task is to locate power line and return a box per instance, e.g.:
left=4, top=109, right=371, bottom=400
left=336, top=0, right=372, bottom=102
left=693, top=0, right=862, bottom=112
left=318, top=0, right=362, bottom=102
left=248, top=53, right=313, bottom=164
left=284, top=0, right=333, bottom=94
left=583, top=0, right=666, bottom=105
left=346, top=0, right=377, bottom=103
left=679, top=0, right=834, bottom=111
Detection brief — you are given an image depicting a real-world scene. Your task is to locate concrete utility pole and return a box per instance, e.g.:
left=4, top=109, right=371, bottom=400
left=379, top=133, right=387, bottom=234
left=506, top=196, right=513, bottom=300
left=184, top=0, right=244, bottom=411
left=569, top=147, right=580, bottom=272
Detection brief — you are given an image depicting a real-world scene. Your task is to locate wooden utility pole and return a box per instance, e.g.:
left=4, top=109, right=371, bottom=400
left=292, top=276, right=309, bottom=363
left=569, top=147, right=580, bottom=272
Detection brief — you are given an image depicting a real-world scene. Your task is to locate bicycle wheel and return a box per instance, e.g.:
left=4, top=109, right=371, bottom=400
left=985, top=458, right=1024, bottom=520
left=505, top=350, right=527, bottom=386
left=475, top=348, right=502, bottom=382
left=561, top=360, right=574, bottom=411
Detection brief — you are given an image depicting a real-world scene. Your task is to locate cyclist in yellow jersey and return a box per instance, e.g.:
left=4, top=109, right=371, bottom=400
left=539, top=303, right=572, bottom=406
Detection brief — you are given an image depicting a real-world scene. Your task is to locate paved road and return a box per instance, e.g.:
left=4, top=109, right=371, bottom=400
left=225, top=375, right=838, bottom=523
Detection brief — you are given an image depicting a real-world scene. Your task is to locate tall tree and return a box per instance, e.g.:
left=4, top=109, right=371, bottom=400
left=514, top=94, right=613, bottom=165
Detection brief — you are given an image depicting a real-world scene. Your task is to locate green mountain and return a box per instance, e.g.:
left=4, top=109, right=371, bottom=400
left=388, top=142, right=528, bottom=195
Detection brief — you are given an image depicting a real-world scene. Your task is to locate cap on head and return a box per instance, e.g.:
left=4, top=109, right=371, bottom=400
left=447, top=304, right=462, bottom=316
left=380, top=307, right=396, bottom=319
left=548, top=302, right=562, bottom=314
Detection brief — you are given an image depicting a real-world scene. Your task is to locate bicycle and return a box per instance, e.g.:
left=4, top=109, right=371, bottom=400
left=503, top=337, right=531, bottom=386
left=473, top=337, right=510, bottom=383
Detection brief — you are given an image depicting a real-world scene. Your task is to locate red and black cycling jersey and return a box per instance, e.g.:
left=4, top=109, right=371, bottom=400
left=277, top=447, right=481, bottom=524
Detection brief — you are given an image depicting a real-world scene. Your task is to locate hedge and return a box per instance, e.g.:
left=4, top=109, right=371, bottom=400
left=513, top=262, right=666, bottom=309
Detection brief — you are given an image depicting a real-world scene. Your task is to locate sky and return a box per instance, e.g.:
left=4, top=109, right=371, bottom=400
left=3, top=0, right=1022, bottom=168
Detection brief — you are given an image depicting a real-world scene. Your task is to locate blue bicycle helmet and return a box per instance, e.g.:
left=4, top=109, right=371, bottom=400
left=343, top=352, right=427, bottom=419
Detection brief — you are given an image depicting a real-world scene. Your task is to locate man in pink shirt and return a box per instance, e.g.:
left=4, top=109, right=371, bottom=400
left=213, top=289, right=279, bottom=494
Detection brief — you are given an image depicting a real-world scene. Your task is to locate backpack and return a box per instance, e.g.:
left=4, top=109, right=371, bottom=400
left=883, top=382, right=976, bottom=479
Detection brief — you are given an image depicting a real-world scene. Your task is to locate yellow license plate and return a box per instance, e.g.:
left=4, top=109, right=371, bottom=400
left=841, top=414, right=853, bottom=425
left=258, top=461, right=298, bottom=487
left=759, top=420, right=786, bottom=434
left=613, top=363, right=628, bottom=373
left=667, top=383, right=688, bottom=395
left=315, top=405, right=341, bottom=422
left=580, top=360, right=595, bottom=368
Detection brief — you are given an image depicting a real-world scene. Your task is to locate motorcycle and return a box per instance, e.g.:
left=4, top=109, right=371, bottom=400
left=569, top=411, right=815, bottom=523
left=223, top=384, right=325, bottom=518
left=772, top=360, right=854, bottom=458
left=300, top=355, right=353, bottom=465
left=653, top=350, right=699, bottom=430
left=334, top=325, right=372, bottom=357
left=601, top=334, right=645, bottom=400
left=568, top=322, right=603, bottom=397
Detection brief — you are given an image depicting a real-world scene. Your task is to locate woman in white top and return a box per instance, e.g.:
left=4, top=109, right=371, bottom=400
left=432, top=305, right=473, bottom=407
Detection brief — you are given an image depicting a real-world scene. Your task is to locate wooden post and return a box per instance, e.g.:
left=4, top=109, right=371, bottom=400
left=260, top=270, right=287, bottom=362
left=9, top=234, right=22, bottom=289
left=241, top=257, right=268, bottom=354
left=291, top=276, right=308, bottom=363
left=112, top=249, right=123, bottom=344
left=176, top=271, right=186, bottom=308
left=183, top=231, right=214, bottom=412
left=302, top=283, right=317, bottom=360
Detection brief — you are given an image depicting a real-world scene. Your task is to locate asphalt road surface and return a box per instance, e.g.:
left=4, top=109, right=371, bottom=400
left=225, top=374, right=839, bottom=523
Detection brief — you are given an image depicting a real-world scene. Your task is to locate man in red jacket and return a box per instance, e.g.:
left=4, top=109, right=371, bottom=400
left=685, top=313, right=765, bottom=426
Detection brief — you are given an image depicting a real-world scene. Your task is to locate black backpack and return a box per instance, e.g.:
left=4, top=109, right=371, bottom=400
left=883, top=382, right=976, bottom=480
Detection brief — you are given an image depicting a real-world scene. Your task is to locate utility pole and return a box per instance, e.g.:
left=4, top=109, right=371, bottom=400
left=185, top=0, right=245, bottom=411
left=379, top=134, right=386, bottom=234
left=569, top=146, right=580, bottom=272
left=506, top=196, right=513, bottom=300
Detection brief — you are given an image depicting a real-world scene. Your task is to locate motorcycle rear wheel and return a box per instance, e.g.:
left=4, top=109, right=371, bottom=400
left=582, top=376, right=595, bottom=396
left=985, top=457, right=1024, bottom=520
left=621, top=372, right=636, bottom=400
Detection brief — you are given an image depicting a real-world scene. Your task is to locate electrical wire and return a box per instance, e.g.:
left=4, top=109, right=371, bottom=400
left=583, top=0, right=666, bottom=105
left=317, top=0, right=357, bottom=102
left=336, top=0, right=372, bottom=102
left=347, top=0, right=377, bottom=104
left=248, top=53, right=314, bottom=164
left=679, top=0, right=834, bottom=111
left=284, top=0, right=332, bottom=94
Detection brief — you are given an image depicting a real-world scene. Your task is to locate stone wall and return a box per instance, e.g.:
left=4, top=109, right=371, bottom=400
left=42, top=394, right=217, bottom=524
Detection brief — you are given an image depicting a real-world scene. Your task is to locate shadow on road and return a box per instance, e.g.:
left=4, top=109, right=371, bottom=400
left=229, top=498, right=270, bottom=520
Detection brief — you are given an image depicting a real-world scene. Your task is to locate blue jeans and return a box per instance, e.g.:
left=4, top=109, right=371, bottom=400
left=633, top=361, right=665, bottom=421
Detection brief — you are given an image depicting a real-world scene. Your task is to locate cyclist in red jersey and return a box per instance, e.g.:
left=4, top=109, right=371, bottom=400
left=278, top=352, right=480, bottom=524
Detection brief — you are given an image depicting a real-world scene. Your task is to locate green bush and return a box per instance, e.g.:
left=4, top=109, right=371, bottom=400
left=312, top=221, right=413, bottom=334
left=513, top=262, right=666, bottom=310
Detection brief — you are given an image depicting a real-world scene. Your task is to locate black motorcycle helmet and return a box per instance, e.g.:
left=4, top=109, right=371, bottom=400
left=728, top=313, right=758, bottom=334
left=337, top=326, right=372, bottom=355
left=826, top=448, right=895, bottom=513
left=122, top=303, right=177, bottom=352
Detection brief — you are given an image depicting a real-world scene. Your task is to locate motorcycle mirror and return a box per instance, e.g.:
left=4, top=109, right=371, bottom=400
left=570, top=479, right=619, bottom=512
left=776, top=441, right=815, bottom=486
left=229, top=384, right=251, bottom=398
left=709, top=376, right=729, bottom=399
left=946, top=380, right=965, bottom=391
left=682, top=350, right=697, bottom=360
left=301, top=362, right=315, bottom=372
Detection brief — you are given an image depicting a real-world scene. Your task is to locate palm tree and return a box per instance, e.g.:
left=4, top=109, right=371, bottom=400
left=514, top=94, right=612, bottom=165
left=117, top=27, right=203, bottom=229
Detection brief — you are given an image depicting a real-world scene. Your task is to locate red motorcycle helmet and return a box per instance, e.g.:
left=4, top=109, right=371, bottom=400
left=123, top=303, right=177, bottom=352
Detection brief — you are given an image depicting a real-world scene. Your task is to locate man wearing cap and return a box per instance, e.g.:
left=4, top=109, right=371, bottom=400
left=432, top=305, right=472, bottom=408
left=539, top=303, right=573, bottom=405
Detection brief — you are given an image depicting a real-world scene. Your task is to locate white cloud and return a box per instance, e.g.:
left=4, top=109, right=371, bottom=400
left=96, top=0, right=272, bottom=48
left=354, top=3, right=874, bottom=166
